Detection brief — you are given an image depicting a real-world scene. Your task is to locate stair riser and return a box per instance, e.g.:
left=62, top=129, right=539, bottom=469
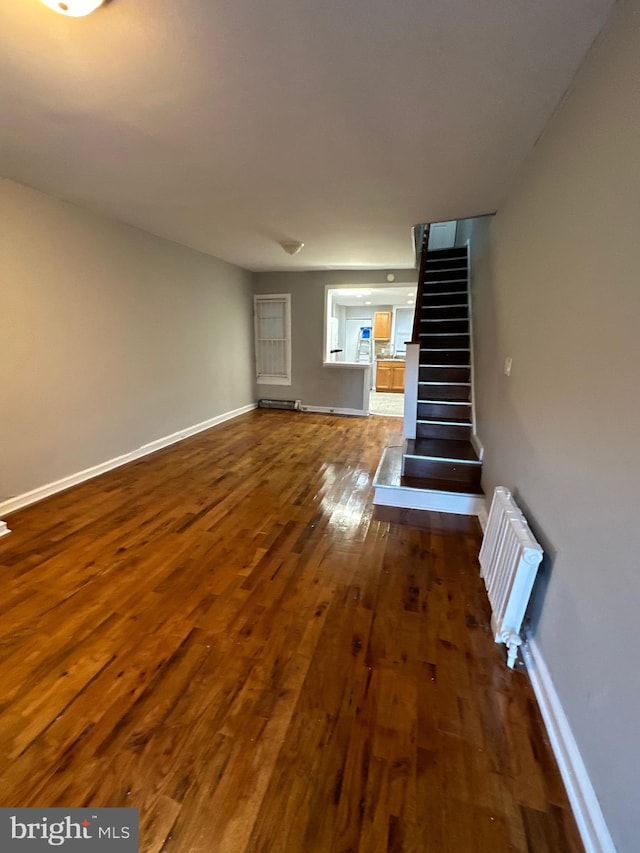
left=420, top=319, right=468, bottom=334
left=427, top=258, right=469, bottom=272
left=420, top=334, right=470, bottom=348
left=423, top=293, right=467, bottom=307
left=403, top=457, right=482, bottom=486
left=424, top=269, right=468, bottom=282
left=422, top=306, right=468, bottom=321
left=426, top=248, right=467, bottom=260
left=420, top=367, right=470, bottom=382
left=418, top=402, right=471, bottom=419
left=424, top=281, right=467, bottom=295
left=419, top=350, right=470, bottom=366
left=416, top=422, right=472, bottom=441
left=419, top=385, right=470, bottom=402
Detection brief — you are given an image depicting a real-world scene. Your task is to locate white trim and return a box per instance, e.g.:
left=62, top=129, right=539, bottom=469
left=255, top=375, right=291, bottom=386
left=471, top=432, right=485, bottom=462
left=522, top=638, right=617, bottom=853
left=0, top=403, right=257, bottom=519
left=299, top=405, right=368, bottom=417
left=373, top=483, right=484, bottom=516
left=418, top=399, right=471, bottom=406
left=0, top=520, right=11, bottom=538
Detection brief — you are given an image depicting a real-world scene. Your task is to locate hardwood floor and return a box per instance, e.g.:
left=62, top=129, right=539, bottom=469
left=0, top=410, right=582, bottom=852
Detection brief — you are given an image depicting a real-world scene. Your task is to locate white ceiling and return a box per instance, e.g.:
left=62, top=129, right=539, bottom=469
left=331, top=285, right=416, bottom=308
left=0, top=0, right=614, bottom=271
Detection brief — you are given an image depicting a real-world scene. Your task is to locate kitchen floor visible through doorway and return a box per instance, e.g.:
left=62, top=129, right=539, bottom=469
left=369, top=390, right=403, bottom=417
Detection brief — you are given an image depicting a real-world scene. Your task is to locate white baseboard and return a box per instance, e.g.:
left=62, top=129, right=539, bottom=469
left=0, top=521, right=11, bottom=538
left=0, top=403, right=257, bottom=521
left=522, top=637, right=616, bottom=853
left=471, top=431, right=485, bottom=461
left=300, top=405, right=368, bottom=417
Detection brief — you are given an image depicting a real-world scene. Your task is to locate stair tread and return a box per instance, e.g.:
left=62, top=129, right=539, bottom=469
left=402, top=475, right=484, bottom=496
left=405, top=438, right=480, bottom=463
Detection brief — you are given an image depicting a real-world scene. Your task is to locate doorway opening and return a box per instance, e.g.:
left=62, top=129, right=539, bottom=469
left=325, top=284, right=417, bottom=417
left=369, top=390, right=404, bottom=417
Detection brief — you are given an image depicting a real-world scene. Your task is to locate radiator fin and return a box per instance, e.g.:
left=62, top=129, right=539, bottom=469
left=478, top=487, right=543, bottom=668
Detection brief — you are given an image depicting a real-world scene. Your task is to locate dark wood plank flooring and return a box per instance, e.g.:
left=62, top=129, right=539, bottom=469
left=0, top=410, right=582, bottom=852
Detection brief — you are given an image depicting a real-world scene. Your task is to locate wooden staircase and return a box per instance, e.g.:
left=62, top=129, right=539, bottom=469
left=373, top=242, right=484, bottom=517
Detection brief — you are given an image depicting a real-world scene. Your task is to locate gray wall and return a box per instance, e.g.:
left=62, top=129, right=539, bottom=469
left=253, top=270, right=417, bottom=411
left=0, top=179, right=254, bottom=501
left=470, top=3, right=640, bottom=849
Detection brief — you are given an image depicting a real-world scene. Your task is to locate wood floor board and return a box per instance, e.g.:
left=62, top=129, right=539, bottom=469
left=0, top=410, right=582, bottom=851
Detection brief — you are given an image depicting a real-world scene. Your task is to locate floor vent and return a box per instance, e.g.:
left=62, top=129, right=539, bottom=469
left=258, top=399, right=300, bottom=411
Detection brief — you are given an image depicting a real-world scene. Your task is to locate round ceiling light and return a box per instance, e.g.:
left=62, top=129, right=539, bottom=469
left=40, top=0, right=104, bottom=17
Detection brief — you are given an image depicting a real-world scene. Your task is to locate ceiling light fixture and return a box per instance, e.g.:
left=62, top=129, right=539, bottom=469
left=279, top=240, right=304, bottom=256
left=40, top=0, right=104, bottom=16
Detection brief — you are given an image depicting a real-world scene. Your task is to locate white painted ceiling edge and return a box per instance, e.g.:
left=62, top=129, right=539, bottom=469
left=0, top=0, right=615, bottom=271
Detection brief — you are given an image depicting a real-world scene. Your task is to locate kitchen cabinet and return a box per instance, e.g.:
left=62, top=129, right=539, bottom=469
left=373, top=311, right=391, bottom=340
left=376, top=360, right=405, bottom=392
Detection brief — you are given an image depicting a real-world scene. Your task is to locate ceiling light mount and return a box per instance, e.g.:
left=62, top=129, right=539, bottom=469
left=279, top=240, right=304, bottom=256
left=40, top=0, right=104, bottom=17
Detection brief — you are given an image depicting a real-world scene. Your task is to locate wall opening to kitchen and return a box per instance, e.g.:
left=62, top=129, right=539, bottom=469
left=324, top=284, right=417, bottom=416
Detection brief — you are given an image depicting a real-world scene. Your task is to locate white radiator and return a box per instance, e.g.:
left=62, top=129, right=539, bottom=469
left=479, top=487, right=543, bottom=668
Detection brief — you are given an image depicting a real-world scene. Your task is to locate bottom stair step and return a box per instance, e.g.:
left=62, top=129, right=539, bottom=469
left=372, top=446, right=485, bottom=516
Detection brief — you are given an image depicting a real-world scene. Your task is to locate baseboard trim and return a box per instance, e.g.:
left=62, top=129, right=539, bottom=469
left=522, top=637, right=616, bottom=853
left=471, top=431, right=484, bottom=462
left=300, top=405, right=368, bottom=417
left=0, top=521, right=11, bottom=538
left=0, top=403, right=258, bottom=520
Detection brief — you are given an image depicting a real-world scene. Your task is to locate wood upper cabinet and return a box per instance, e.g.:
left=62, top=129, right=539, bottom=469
left=373, top=311, right=392, bottom=340
left=376, top=360, right=405, bottom=392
